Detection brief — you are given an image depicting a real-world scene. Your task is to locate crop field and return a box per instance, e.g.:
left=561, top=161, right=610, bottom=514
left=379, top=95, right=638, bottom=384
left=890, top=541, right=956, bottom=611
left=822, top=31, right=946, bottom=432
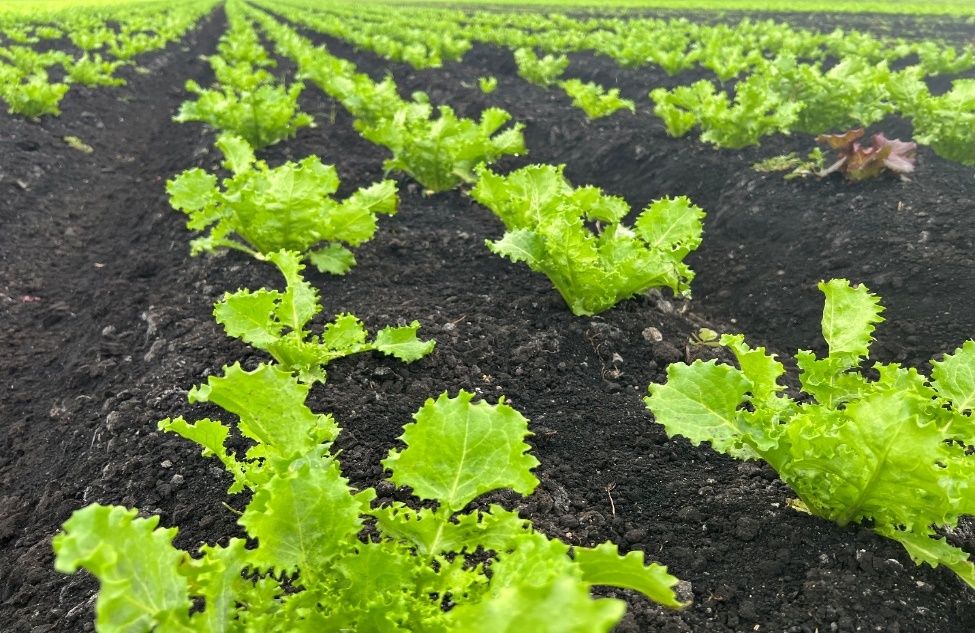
left=1, top=0, right=974, bottom=631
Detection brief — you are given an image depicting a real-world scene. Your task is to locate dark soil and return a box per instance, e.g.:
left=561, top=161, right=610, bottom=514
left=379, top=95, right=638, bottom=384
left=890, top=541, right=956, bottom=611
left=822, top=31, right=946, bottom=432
left=1, top=5, right=974, bottom=633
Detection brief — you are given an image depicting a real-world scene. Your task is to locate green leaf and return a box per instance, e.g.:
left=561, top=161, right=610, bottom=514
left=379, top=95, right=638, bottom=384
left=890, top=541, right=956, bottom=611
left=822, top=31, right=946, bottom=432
left=449, top=533, right=624, bottom=633
left=474, top=165, right=704, bottom=315
left=574, top=542, right=685, bottom=608
left=53, top=505, right=191, bottom=632
left=166, top=168, right=217, bottom=213
left=383, top=391, right=540, bottom=512
left=216, top=133, right=256, bottom=174
left=307, top=244, right=357, bottom=275
left=931, top=340, right=975, bottom=413
left=322, top=313, right=369, bottom=350
left=486, top=229, right=546, bottom=266
left=719, top=334, right=787, bottom=406
left=240, top=457, right=372, bottom=577
left=183, top=539, right=251, bottom=631
left=881, top=528, right=975, bottom=589
left=819, top=279, right=884, bottom=362
left=214, top=288, right=282, bottom=348
left=645, top=360, right=756, bottom=458
left=189, top=363, right=338, bottom=458
left=634, top=196, right=705, bottom=256
left=267, top=250, right=319, bottom=332
left=371, top=504, right=531, bottom=558
left=374, top=322, right=437, bottom=361
left=159, top=417, right=248, bottom=493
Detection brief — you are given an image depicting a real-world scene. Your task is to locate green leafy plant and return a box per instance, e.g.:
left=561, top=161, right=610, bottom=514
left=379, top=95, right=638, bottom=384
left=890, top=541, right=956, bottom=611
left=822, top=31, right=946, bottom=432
left=0, top=70, right=70, bottom=117
left=167, top=133, right=397, bottom=274
left=175, top=78, right=312, bottom=149
left=478, top=75, right=498, bottom=94
left=651, top=75, right=801, bottom=149
left=55, top=367, right=685, bottom=632
left=473, top=164, right=705, bottom=316
left=66, top=53, right=126, bottom=87
left=902, top=76, right=975, bottom=166
left=645, top=279, right=975, bottom=588
left=514, top=47, right=568, bottom=86
left=560, top=79, right=635, bottom=119
left=215, top=249, right=434, bottom=383
left=357, top=103, right=525, bottom=192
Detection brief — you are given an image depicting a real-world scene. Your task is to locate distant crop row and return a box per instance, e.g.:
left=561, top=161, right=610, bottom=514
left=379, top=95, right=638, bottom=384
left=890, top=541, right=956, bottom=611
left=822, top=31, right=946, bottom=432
left=0, top=0, right=217, bottom=116
left=279, top=0, right=975, bottom=164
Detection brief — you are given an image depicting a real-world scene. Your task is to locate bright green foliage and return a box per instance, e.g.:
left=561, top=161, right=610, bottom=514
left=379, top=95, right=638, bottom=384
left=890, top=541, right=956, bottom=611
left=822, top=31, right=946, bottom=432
left=906, top=77, right=975, bottom=166
left=560, top=79, right=635, bottom=119
left=650, top=75, right=801, bottom=148
left=175, top=79, right=312, bottom=149
left=0, top=70, right=69, bottom=117
left=214, top=250, right=434, bottom=383
left=55, top=368, right=685, bottom=632
left=175, top=4, right=311, bottom=147
left=358, top=103, right=526, bottom=192
left=53, top=506, right=191, bottom=631
left=473, top=164, right=705, bottom=316
left=479, top=75, right=498, bottom=93
left=514, top=47, right=568, bottom=86
left=167, top=133, right=398, bottom=272
left=66, top=53, right=126, bottom=87
left=646, top=279, right=975, bottom=588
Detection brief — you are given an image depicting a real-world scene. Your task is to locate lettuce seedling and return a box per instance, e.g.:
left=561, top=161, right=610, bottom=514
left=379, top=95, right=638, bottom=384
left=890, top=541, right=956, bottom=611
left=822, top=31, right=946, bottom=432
left=816, top=128, right=917, bottom=181
left=0, top=70, right=70, bottom=117
left=560, top=79, right=635, bottom=119
left=175, top=78, right=313, bottom=149
left=514, top=47, right=568, bottom=86
left=55, top=367, right=685, bottom=631
left=167, top=134, right=397, bottom=274
left=478, top=75, right=498, bottom=94
left=66, top=54, right=126, bottom=87
left=473, top=164, right=705, bottom=316
left=357, top=103, right=525, bottom=192
left=651, top=75, right=801, bottom=149
left=646, top=279, right=975, bottom=588
left=215, top=250, right=434, bottom=383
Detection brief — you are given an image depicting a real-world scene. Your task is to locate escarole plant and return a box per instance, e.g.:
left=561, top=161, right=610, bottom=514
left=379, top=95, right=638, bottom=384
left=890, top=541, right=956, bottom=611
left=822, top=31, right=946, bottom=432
left=646, top=279, right=975, bottom=588
left=167, top=133, right=397, bottom=274
left=473, top=164, right=705, bottom=316
left=357, top=100, right=526, bottom=192
left=560, top=79, right=635, bottom=119
left=54, top=366, right=686, bottom=632
left=215, top=249, right=434, bottom=383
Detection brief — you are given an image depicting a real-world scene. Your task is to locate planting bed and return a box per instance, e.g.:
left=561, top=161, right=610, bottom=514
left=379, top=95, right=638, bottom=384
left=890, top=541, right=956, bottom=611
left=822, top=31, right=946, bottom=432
left=1, top=4, right=974, bottom=632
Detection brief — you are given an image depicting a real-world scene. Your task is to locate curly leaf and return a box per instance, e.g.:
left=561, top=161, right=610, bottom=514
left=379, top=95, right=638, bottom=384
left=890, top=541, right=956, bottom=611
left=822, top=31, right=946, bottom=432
left=574, top=542, right=685, bottom=608
left=383, top=391, right=540, bottom=512
left=374, top=321, right=436, bottom=361
left=53, top=505, right=191, bottom=632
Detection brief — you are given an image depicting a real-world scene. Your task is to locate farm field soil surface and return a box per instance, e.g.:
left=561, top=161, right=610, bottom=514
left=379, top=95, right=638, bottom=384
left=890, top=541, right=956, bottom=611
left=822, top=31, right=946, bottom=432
left=1, top=5, right=974, bottom=633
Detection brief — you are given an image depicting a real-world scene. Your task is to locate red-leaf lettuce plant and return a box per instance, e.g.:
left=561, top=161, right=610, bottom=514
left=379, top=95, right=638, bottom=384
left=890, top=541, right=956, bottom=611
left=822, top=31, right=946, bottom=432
left=816, top=128, right=917, bottom=181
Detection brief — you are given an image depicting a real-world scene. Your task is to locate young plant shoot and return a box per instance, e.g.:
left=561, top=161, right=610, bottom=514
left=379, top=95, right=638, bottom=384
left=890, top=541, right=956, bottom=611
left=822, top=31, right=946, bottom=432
left=646, top=279, right=975, bottom=588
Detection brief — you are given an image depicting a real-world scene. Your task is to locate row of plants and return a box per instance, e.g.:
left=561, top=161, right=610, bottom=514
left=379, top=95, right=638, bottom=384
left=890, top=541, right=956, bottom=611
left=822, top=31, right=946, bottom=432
left=51, top=1, right=692, bottom=629
left=0, top=0, right=217, bottom=117
left=279, top=0, right=975, bottom=164
left=42, top=0, right=975, bottom=629
left=245, top=1, right=526, bottom=193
